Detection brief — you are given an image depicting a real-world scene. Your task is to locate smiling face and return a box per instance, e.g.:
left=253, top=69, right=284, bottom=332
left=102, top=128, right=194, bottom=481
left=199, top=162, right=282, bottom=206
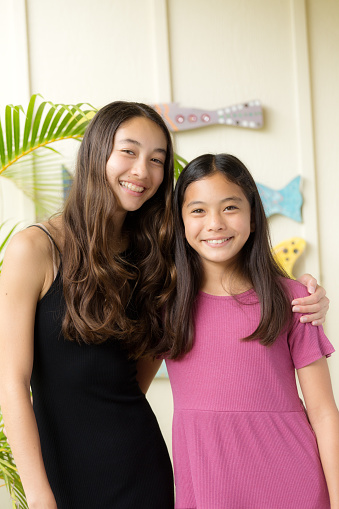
left=106, top=116, right=167, bottom=218
left=182, top=171, right=254, bottom=275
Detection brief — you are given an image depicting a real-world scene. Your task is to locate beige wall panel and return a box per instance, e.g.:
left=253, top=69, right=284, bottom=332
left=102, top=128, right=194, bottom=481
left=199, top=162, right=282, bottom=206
left=26, top=0, right=162, bottom=106
left=0, top=487, right=11, bottom=508
left=306, top=0, right=339, bottom=394
left=168, top=0, right=297, bottom=170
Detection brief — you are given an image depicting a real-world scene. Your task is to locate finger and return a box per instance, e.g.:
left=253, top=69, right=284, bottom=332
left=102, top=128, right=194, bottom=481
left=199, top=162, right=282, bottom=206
left=292, top=301, right=328, bottom=314
left=296, top=273, right=317, bottom=294
left=311, top=318, right=325, bottom=326
left=299, top=313, right=325, bottom=325
left=291, top=289, right=326, bottom=306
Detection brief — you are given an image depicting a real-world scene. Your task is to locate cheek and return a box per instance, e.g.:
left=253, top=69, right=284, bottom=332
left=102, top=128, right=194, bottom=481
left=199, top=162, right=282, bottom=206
left=106, top=157, right=129, bottom=178
left=183, top=219, right=198, bottom=245
left=238, top=216, right=252, bottom=237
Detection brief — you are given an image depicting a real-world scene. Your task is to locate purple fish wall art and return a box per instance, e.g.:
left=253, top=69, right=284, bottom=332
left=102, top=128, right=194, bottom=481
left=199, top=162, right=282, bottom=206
left=152, top=100, right=263, bottom=132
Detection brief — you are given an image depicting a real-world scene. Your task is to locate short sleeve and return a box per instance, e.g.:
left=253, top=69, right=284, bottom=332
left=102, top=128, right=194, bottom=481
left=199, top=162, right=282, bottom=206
left=286, top=279, right=335, bottom=369
left=288, top=320, right=335, bottom=369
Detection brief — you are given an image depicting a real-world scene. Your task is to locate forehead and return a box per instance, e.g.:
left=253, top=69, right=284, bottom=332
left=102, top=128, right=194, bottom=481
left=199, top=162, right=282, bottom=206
left=114, top=116, right=167, bottom=147
left=184, top=172, right=247, bottom=201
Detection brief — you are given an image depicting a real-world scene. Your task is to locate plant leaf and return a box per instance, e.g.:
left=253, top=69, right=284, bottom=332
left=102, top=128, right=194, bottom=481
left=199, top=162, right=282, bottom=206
left=0, top=223, right=19, bottom=253
left=173, top=152, right=188, bottom=181
left=46, top=105, right=67, bottom=140
left=22, top=94, right=40, bottom=152
left=13, top=106, right=21, bottom=157
left=0, top=117, right=6, bottom=167
left=0, top=96, right=96, bottom=176
left=5, top=106, right=12, bottom=162
left=30, top=101, right=48, bottom=148
left=38, top=104, right=57, bottom=144
left=2, top=150, right=70, bottom=219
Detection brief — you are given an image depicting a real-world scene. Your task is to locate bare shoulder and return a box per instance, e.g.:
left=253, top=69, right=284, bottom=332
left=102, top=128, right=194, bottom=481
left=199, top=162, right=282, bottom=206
left=0, top=227, right=52, bottom=299
left=4, top=226, right=51, bottom=265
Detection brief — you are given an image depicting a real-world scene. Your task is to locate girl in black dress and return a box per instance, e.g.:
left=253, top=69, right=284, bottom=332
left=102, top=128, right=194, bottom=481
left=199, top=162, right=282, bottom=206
left=0, top=102, right=175, bottom=508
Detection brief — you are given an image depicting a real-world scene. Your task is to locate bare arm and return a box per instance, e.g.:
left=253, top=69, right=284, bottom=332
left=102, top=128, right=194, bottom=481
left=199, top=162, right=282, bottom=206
left=0, top=230, right=57, bottom=508
left=295, top=274, right=329, bottom=325
left=136, top=357, right=163, bottom=394
left=298, top=357, right=339, bottom=508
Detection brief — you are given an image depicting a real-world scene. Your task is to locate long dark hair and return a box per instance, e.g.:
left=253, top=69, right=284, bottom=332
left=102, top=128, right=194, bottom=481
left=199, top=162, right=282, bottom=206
left=163, top=153, right=291, bottom=359
left=61, top=101, right=175, bottom=357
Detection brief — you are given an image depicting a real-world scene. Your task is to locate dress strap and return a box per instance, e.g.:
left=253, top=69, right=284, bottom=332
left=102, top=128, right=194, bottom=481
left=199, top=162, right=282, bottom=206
left=27, top=224, right=61, bottom=280
left=28, top=224, right=61, bottom=254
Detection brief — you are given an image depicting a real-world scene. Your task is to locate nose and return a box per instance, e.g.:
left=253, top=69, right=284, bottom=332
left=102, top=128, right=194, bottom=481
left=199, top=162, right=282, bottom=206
left=131, top=157, right=149, bottom=179
left=207, top=212, right=225, bottom=231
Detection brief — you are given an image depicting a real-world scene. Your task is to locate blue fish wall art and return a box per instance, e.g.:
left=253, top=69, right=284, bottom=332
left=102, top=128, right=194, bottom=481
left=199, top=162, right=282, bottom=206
left=256, top=176, right=303, bottom=222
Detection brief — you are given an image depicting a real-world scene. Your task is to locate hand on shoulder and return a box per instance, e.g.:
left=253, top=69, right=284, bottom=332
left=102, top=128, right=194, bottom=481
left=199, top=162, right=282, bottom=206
left=292, top=273, right=329, bottom=326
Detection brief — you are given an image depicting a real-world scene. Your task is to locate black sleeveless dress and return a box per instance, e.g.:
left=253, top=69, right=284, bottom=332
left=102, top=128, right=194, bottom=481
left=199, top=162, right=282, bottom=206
left=30, top=228, right=174, bottom=508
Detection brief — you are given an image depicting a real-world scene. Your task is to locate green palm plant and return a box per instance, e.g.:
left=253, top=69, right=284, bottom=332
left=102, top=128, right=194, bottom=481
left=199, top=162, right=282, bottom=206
left=0, top=423, right=27, bottom=509
left=0, top=94, right=97, bottom=219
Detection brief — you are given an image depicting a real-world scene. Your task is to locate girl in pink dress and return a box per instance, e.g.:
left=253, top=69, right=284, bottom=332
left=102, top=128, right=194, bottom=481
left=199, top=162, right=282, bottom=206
left=163, top=154, right=339, bottom=509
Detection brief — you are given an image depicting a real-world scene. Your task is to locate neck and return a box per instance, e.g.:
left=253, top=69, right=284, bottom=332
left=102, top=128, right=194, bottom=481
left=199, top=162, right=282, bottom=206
left=200, top=261, right=252, bottom=296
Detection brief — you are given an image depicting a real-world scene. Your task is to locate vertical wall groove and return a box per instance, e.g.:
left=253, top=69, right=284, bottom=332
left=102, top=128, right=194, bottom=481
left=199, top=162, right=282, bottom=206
left=151, top=0, right=173, bottom=103
left=290, top=0, right=320, bottom=279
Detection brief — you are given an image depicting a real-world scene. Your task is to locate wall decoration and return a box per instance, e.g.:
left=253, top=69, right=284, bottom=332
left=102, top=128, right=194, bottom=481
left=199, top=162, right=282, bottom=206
left=257, top=176, right=303, bottom=222
left=152, top=100, right=263, bottom=132
left=62, top=165, right=73, bottom=202
left=155, top=362, right=169, bottom=379
left=272, top=237, right=306, bottom=279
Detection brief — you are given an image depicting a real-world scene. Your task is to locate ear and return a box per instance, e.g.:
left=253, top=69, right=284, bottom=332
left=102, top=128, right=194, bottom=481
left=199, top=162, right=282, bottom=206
left=250, top=209, right=255, bottom=232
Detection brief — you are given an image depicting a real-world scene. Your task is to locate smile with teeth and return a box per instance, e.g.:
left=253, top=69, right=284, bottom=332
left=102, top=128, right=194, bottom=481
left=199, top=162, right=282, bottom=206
left=120, top=181, right=145, bottom=193
left=205, top=237, right=232, bottom=244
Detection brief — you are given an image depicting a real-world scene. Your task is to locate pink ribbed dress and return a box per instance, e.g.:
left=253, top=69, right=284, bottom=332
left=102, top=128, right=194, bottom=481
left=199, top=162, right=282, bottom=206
left=166, top=279, right=334, bottom=509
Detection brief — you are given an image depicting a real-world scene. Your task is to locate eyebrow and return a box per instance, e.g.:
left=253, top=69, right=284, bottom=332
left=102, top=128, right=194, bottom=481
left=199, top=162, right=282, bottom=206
left=186, top=196, right=243, bottom=207
left=118, top=138, right=167, bottom=156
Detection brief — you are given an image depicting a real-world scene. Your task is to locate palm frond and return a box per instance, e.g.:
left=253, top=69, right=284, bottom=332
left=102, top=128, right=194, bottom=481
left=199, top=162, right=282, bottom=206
left=2, top=150, right=73, bottom=220
left=0, top=95, right=97, bottom=175
left=0, top=222, right=20, bottom=271
left=173, top=153, right=188, bottom=181
left=0, top=419, right=28, bottom=508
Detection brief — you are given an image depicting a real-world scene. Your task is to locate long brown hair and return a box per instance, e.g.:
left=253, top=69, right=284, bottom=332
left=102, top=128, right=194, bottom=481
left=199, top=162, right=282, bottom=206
left=61, top=101, right=175, bottom=357
left=162, top=153, right=291, bottom=359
